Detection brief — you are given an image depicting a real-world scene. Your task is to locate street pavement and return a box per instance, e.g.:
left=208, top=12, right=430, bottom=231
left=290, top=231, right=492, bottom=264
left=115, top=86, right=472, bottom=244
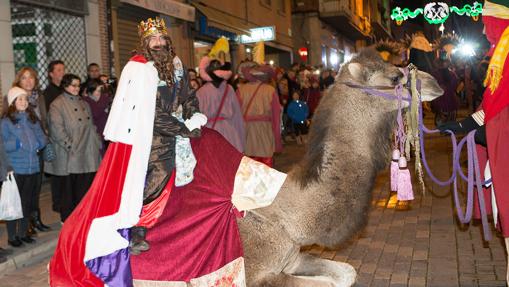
left=0, top=112, right=507, bottom=286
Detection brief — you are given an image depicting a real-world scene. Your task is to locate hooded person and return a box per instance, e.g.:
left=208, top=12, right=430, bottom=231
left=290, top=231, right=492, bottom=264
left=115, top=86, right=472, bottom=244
left=408, top=32, right=435, bottom=74
left=196, top=37, right=246, bottom=153
left=438, top=1, right=509, bottom=284
left=236, top=44, right=283, bottom=167
left=48, top=18, right=287, bottom=287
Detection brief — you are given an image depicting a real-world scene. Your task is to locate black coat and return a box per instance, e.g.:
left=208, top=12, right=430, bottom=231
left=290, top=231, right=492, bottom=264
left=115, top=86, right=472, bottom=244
left=143, top=70, right=201, bottom=204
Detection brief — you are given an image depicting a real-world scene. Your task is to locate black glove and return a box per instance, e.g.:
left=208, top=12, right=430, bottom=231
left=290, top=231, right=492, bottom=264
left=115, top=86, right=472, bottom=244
left=474, top=125, right=487, bottom=147
left=437, top=116, right=479, bottom=134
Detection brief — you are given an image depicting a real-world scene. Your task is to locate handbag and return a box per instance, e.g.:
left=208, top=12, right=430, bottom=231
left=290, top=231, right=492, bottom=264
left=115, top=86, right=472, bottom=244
left=0, top=173, right=23, bottom=220
left=42, top=142, right=56, bottom=162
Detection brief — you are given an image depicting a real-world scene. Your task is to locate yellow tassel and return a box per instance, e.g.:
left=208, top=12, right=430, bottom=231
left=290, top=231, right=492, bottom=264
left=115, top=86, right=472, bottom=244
left=484, top=26, right=509, bottom=93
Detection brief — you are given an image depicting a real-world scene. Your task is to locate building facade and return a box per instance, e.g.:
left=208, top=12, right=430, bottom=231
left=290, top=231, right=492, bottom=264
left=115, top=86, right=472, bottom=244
left=0, top=0, right=109, bottom=111
left=291, top=0, right=391, bottom=69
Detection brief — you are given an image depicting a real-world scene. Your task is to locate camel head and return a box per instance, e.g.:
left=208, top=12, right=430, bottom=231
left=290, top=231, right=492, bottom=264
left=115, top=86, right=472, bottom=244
left=340, top=48, right=443, bottom=109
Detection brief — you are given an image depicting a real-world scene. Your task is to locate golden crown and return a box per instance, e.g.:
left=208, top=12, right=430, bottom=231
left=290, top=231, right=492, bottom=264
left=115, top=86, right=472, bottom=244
left=138, top=17, right=168, bottom=38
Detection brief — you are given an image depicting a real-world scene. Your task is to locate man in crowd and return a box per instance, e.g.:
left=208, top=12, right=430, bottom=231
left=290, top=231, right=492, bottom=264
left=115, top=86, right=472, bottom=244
left=42, top=60, right=65, bottom=214
left=43, top=60, right=65, bottom=111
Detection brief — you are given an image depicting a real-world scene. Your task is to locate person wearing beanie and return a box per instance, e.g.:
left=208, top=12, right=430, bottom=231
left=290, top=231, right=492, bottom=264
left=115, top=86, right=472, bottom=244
left=196, top=39, right=245, bottom=153
left=1, top=86, right=48, bottom=248
left=237, top=62, right=282, bottom=167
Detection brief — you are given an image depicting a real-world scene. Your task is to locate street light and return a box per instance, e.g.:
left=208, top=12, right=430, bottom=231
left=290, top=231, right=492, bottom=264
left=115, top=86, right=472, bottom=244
left=453, top=42, right=476, bottom=57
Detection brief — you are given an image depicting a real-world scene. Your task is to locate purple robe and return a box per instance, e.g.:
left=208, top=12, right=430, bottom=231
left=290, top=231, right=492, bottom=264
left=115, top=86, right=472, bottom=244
left=196, top=81, right=245, bottom=153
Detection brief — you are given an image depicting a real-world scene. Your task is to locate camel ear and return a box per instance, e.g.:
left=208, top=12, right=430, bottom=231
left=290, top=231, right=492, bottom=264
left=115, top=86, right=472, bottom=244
left=347, top=63, right=363, bottom=80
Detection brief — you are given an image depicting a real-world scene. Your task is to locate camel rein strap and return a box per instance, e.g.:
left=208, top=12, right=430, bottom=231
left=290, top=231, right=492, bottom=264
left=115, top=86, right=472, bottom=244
left=341, top=67, right=492, bottom=240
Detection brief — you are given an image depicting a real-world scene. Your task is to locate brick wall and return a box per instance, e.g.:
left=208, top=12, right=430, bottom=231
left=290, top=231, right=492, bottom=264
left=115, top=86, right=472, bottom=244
left=98, top=0, right=111, bottom=76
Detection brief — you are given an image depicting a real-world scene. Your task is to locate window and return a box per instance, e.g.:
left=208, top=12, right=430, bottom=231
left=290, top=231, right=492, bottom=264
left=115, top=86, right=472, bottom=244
left=11, top=3, right=87, bottom=87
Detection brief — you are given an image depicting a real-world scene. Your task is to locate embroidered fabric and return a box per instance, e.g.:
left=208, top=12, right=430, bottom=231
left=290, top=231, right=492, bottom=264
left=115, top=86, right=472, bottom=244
left=132, top=257, right=246, bottom=287
left=231, top=156, right=287, bottom=211
left=172, top=108, right=197, bottom=187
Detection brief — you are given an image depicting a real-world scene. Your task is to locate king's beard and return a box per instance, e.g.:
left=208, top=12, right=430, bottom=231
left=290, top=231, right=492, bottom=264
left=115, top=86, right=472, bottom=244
left=145, top=44, right=175, bottom=85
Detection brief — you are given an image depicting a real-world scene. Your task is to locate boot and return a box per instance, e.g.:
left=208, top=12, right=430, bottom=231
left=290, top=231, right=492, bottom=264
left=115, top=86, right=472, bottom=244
left=32, top=210, right=51, bottom=232
left=129, top=226, right=150, bottom=255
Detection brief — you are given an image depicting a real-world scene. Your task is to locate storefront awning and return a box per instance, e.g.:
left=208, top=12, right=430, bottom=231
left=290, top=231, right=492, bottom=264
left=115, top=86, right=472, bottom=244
left=193, top=3, right=251, bottom=36
left=120, top=0, right=195, bottom=22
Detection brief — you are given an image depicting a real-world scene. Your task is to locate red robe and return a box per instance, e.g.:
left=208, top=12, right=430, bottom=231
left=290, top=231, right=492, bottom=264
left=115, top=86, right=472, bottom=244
left=473, top=16, right=509, bottom=237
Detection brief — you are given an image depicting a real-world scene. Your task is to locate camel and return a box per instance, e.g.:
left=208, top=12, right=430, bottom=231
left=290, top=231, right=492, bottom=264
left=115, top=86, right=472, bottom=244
left=239, top=48, right=444, bottom=287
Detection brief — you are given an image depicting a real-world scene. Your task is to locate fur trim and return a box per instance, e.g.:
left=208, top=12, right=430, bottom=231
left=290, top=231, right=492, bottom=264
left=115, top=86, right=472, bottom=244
left=199, top=56, right=213, bottom=82
left=130, top=54, right=148, bottom=63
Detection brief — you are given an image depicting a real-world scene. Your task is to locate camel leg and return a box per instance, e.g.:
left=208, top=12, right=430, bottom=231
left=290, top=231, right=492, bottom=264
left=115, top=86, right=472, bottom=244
left=260, top=253, right=356, bottom=287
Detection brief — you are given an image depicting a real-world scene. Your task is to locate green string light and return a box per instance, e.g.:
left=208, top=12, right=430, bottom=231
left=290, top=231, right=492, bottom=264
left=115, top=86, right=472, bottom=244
left=391, top=2, right=483, bottom=25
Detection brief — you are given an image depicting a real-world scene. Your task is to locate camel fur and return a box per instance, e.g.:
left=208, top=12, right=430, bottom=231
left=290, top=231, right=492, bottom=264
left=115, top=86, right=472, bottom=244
left=239, top=48, right=443, bottom=287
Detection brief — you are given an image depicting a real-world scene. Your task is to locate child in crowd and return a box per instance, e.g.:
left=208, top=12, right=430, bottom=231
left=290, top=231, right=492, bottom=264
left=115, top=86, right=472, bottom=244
left=286, top=90, right=309, bottom=145
left=1, top=87, right=48, bottom=247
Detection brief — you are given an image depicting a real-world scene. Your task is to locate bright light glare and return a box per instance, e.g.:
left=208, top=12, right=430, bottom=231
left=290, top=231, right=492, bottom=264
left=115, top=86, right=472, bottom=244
left=314, top=69, right=320, bottom=75
left=330, top=53, right=339, bottom=65
left=269, top=60, right=274, bottom=65
left=453, top=42, right=476, bottom=57
left=246, top=48, right=251, bottom=53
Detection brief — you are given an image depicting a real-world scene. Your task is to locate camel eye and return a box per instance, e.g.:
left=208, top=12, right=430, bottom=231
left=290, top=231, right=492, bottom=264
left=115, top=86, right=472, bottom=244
left=390, top=75, right=400, bottom=85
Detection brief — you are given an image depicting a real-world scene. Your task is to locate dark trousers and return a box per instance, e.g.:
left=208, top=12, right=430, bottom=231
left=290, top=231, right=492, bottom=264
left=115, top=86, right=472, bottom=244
left=50, top=175, right=66, bottom=212
left=60, top=172, right=95, bottom=222
left=6, top=173, right=40, bottom=240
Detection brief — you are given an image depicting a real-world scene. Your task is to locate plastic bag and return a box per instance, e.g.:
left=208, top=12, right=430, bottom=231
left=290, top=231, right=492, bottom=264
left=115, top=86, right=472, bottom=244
left=0, top=173, right=23, bottom=220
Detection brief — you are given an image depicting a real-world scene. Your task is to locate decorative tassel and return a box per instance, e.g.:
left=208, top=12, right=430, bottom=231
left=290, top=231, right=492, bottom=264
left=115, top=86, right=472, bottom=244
left=397, top=157, right=414, bottom=201
left=390, top=149, right=400, bottom=192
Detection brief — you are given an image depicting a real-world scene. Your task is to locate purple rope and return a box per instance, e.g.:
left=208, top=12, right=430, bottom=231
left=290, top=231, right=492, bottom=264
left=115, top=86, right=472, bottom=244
left=415, top=85, right=492, bottom=239
left=356, top=76, right=492, bottom=240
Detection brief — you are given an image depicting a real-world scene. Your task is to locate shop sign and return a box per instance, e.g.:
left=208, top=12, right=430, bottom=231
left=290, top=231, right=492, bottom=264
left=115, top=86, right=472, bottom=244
left=239, top=26, right=276, bottom=44
left=121, top=0, right=195, bottom=22
left=298, top=47, right=308, bottom=62
left=198, top=15, right=237, bottom=40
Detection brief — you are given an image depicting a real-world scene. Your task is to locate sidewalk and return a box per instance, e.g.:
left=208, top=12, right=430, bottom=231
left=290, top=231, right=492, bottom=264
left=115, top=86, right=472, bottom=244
left=0, top=181, right=61, bottom=275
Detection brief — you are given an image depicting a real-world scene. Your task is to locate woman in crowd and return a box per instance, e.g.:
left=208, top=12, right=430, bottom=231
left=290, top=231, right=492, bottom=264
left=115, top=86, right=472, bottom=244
left=303, top=76, right=322, bottom=118
left=1, top=87, right=48, bottom=247
left=12, top=67, right=51, bottom=233
left=82, top=79, right=110, bottom=155
left=45, top=74, right=102, bottom=222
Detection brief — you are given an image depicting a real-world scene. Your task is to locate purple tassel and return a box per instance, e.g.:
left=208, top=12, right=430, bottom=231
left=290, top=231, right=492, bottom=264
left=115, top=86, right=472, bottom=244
left=390, top=149, right=400, bottom=192
left=397, top=157, right=414, bottom=201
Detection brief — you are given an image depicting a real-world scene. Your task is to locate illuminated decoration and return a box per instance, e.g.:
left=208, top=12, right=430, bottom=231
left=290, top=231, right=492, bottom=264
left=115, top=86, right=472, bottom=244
left=391, top=2, right=483, bottom=26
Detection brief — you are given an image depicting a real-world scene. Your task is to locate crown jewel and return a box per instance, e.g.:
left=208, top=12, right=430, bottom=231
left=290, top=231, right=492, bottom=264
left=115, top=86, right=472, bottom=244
left=138, top=17, right=168, bottom=38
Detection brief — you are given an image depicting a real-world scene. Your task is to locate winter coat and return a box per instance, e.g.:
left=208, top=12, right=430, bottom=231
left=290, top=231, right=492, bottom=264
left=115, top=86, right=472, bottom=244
left=0, top=124, right=13, bottom=181
left=45, top=92, right=102, bottom=176
left=1, top=113, right=47, bottom=175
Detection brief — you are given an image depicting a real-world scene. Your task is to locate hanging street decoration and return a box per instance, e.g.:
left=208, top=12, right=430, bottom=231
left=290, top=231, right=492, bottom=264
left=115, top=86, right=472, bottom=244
left=391, top=2, right=483, bottom=26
